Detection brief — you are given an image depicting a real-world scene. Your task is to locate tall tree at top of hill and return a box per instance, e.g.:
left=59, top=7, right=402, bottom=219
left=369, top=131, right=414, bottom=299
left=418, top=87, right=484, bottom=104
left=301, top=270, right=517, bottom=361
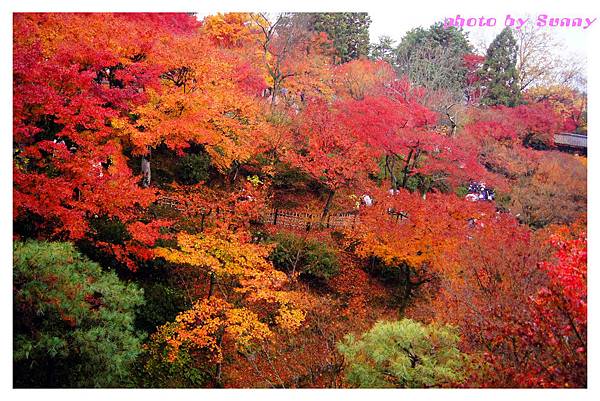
left=480, top=27, right=521, bottom=107
left=369, top=35, right=397, bottom=65
left=394, top=23, right=473, bottom=93
left=392, top=23, right=475, bottom=135
left=307, top=13, right=371, bottom=63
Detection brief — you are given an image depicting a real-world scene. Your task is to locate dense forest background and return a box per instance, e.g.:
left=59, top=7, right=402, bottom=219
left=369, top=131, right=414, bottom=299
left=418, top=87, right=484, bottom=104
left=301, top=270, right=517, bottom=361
left=13, top=12, right=586, bottom=388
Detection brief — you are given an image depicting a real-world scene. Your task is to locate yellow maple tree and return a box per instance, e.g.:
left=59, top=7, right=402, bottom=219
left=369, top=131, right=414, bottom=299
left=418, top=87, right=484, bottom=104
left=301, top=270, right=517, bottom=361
left=152, top=228, right=306, bottom=365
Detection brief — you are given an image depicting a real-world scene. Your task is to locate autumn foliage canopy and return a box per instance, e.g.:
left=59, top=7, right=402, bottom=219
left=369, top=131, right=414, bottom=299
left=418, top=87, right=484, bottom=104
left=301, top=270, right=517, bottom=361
left=13, top=12, right=586, bottom=389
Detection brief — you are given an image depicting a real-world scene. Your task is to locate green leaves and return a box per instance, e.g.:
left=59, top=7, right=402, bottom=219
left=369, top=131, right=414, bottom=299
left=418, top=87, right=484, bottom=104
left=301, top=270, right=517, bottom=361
left=269, top=232, right=340, bottom=281
left=337, top=319, right=468, bottom=388
left=394, top=22, right=473, bottom=98
left=308, top=13, right=372, bottom=63
left=480, top=27, right=522, bottom=107
left=13, top=241, right=145, bottom=388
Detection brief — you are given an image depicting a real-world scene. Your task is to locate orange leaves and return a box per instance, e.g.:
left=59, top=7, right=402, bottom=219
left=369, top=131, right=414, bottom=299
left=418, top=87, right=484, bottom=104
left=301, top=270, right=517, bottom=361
left=129, top=33, right=269, bottom=171
left=165, top=298, right=226, bottom=362
left=507, top=151, right=586, bottom=227
left=202, top=13, right=260, bottom=48
left=153, top=297, right=273, bottom=364
left=155, top=228, right=291, bottom=305
left=165, top=298, right=270, bottom=362
left=334, top=59, right=395, bottom=100
left=348, top=189, right=494, bottom=270
left=251, top=13, right=334, bottom=103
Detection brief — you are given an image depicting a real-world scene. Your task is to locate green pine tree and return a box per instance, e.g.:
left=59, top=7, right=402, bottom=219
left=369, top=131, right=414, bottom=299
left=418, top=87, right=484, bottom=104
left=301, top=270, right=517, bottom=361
left=369, top=35, right=397, bottom=65
left=13, top=241, right=145, bottom=388
left=337, top=319, right=469, bottom=388
left=308, top=13, right=371, bottom=63
left=480, top=27, right=522, bottom=106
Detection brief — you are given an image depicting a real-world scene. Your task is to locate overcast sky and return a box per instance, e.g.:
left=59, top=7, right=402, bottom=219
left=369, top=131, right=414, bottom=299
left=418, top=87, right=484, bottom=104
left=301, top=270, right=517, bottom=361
left=197, top=3, right=591, bottom=61
left=368, top=8, right=589, bottom=58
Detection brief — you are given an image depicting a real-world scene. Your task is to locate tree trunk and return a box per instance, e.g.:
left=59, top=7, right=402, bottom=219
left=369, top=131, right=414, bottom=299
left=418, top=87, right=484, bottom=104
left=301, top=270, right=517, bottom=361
left=421, top=179, right=431, bottom=199
left=411, top=149, right=421, bottom=171
left=208, top=272, right=216, bottom=298
left=291, top=246, right=303, bottom=277
left=230, top=161, right=240, bottom=186
left=200, top=210, right=211, bottom=233
left=444, top=105, right=457, bottom=137
left=271, top=79, right=280, bottom=109
left=398, top=266, right=413, bottom=317
left=321, top=189, right=335, bottom=223
left=400, top=150, right=414, bottom=188
left=214, top=333, right=224, bottom=387
left=141, top=148, right=151, bottom=188
left=386, top=154, right=398, bottom=190
left=383, top=155, right=388, bottom=180
left=447, top=113, right=457, bottom=137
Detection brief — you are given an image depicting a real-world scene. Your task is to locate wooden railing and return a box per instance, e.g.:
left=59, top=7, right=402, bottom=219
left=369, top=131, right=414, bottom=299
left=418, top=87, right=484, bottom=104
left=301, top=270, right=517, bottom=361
left=155, top=196, right=186, bottom=211
left=554, top=132, right=587, bottom=148
left=154, top=197, right=407, bottom=231
left=260, top=209, right=359, bottom=230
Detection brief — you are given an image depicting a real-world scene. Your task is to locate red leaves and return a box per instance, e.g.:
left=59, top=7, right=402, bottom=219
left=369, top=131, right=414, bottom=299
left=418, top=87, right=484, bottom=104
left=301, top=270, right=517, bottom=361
left=13, top=13, right=175, bottom=269
left=464, top=103, right=561, bottom=147
left=524, top=85, right=587, bottom=134
left=12, top=13, right=587, bottom=388
left=127, top=220, right=170, bottom=247
left=431, top=216, right=587, bottom=387
left=348, top=187, right=497, bottom=270
left=337, top=94, right=436, bottom=153
left=289, top=98, right=376, bottom=192
left=512, top=102, right=562, bottom=146
left=464, top=120, right=518, bottom=142
left=463, top=54, right=485, bottom=104
left=14, top=11, right=271, bottom=271
left=534, top=229, right=587, bottom=338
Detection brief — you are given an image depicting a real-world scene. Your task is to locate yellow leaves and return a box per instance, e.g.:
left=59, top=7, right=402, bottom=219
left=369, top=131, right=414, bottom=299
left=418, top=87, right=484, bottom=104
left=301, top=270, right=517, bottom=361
left=159, top=298, right=229, bottom=363
left=157, top=231, right=275, bottom=281
left=275, top=303, right=306, bottom=332
left=155, top=235, right=223, bottom=272
left=156, top=296, right=304, bottom=364
left=155, top=298, right=270, bottom=363
left=110, top=117, right=127, bottom=130
left=202, top=13, right=259, bottom=48
left=225, top=308, right=272, bottom=350
left=157, top=231, right=274, bottom=277
left=153, top=228, right=308, bottom=364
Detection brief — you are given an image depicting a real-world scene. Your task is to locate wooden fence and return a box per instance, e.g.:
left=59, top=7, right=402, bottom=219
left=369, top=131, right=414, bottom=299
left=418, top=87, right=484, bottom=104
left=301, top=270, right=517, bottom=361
left=260, top=209, right=359, bottom=231
left=155, top=196, right=186, bottom=211
left=154, top=196, right=407, bottom=231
